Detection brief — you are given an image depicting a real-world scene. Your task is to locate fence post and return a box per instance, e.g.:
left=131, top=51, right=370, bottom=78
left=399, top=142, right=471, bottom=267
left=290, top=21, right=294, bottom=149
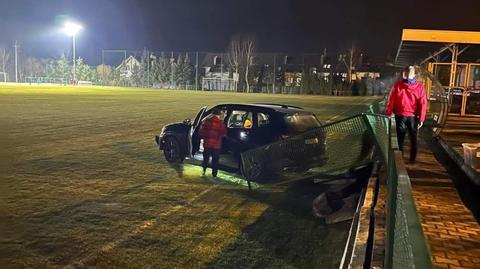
left=195, top=52, right=199, bottom=91
left=273, top=54, right=276, bottom=94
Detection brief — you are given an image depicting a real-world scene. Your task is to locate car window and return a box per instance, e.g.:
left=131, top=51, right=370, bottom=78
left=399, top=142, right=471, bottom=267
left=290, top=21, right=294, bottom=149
left=228, top=110, right=253, bottom=129
left=257, top=112, right=271, bottom=127
left=203, top=108, right=228, bottom=121
left=218, top=109, right=228, bottom=121
left=284, top=113, right=321, bottom=134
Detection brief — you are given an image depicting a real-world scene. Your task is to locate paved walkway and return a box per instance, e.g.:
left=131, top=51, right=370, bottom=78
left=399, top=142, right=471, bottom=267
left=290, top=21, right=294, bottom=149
left=405, top=139, right=480, bottom=269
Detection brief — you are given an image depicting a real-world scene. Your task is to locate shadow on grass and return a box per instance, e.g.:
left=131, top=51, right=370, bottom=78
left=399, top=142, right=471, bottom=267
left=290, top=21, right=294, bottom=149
left=111, top=141, right=161, bottom=163
left=202, top=162, right=375, bottom=269
left=203, top=179, right=353, bottom=269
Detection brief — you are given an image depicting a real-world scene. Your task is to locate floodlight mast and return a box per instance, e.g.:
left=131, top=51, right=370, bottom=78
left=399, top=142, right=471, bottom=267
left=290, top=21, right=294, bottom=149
left=63, top=22, right=83, bottom=82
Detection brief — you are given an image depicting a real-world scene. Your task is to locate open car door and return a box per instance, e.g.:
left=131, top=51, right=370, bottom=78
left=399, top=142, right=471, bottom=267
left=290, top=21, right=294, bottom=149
left=188, top=106, right=207, bottom=157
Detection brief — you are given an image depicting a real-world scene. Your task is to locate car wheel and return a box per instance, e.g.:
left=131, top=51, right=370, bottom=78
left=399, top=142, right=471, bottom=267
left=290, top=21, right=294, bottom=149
left=163, top=136, right=184, bottom=163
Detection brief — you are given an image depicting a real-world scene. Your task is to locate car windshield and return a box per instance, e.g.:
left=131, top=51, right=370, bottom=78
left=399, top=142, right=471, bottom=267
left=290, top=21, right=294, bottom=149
left=284, top=113, right=321, bottom=134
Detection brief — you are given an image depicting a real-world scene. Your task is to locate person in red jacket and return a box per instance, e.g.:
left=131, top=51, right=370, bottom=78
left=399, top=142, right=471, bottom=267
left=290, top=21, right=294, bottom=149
left=199, top=108, right=226, bottom=177
left=385, top=66, right=427, bottom=163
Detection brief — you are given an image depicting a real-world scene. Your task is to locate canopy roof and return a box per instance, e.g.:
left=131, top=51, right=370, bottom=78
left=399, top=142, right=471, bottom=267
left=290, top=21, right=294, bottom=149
left=395, top=29, right=480, bottom=66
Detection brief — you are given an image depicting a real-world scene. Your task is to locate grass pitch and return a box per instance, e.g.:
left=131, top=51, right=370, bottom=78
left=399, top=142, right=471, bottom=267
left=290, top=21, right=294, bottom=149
left=0, top=84, right=378, bottom=268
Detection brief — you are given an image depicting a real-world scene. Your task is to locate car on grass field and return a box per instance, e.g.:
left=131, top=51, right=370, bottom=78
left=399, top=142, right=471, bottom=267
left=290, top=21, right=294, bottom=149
left=155, top=103, right=327, bottom=182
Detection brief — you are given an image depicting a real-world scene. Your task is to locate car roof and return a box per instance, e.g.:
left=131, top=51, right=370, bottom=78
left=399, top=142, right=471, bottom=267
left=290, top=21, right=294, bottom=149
left=214, top=103, right=310, bottom=114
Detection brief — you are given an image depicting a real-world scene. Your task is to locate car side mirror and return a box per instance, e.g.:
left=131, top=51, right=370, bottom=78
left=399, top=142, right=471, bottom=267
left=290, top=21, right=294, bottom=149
left=183, top=118, right=192, bottom=125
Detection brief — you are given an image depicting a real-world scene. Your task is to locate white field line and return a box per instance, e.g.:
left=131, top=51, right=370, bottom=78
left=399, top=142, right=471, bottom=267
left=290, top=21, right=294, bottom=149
left=65, top=182, right=221, bottom=268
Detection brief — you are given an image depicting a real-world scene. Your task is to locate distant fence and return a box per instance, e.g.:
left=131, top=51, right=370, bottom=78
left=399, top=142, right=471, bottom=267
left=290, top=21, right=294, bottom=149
left=201, top=78, right=236, bottom=91
left=0, top=72, right=7, bottom=82
left=25, top=77, right=67, bottom=85
left=6, top=49, right=394, bottom=95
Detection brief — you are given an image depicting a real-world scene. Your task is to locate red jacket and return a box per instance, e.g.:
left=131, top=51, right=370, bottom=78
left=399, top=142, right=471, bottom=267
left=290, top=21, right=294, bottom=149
left=385, top=80, right=427, bottom=123
left=199, top=115, right=227, bottom=150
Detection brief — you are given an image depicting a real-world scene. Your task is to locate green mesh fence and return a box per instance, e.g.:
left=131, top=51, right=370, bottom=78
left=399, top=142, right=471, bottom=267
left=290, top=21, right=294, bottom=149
left=369, top=103, right=432, bottom=269
left=241, top=101, right=432, bottom=268
left=364, top=114, right=391, bottom=161
left=240, top=114, right=374, bottom=185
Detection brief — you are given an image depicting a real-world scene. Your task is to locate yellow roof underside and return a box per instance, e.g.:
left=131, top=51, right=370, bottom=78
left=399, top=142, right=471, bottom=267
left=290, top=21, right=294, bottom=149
left=402, top=29, right=480, bottom=44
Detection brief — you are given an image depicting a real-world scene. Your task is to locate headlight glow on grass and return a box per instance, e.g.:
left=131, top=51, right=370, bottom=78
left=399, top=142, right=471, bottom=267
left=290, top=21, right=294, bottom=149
left=182, top=164, right=259, bottom=189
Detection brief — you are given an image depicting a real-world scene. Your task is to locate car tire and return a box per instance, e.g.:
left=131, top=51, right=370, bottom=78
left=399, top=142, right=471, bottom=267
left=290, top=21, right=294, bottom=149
left=163, top=136, right=184, bottom=163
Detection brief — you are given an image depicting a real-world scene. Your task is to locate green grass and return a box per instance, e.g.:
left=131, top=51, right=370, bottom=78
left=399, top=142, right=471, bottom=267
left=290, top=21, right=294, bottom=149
left=0, top=84, right=379, bottom=268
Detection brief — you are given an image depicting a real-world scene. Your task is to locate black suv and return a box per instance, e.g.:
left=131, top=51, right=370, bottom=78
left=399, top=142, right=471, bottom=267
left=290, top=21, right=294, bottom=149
left=155, top=103, right=327, bottom=180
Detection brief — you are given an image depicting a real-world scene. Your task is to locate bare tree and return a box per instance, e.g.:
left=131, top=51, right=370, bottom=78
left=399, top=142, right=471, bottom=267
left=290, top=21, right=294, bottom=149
left=341, top=45, right=360, bottom=83
left=96, top=64, right=113, bottom=84
left=227, top=36, right=242, bottom=92
left=227, top=35, right=256, bottom=92
left=243, top=36, right=255, bottom=93
left=0, top=47, right=10, bottom=82
left=24, top=57, right=46, bottom=78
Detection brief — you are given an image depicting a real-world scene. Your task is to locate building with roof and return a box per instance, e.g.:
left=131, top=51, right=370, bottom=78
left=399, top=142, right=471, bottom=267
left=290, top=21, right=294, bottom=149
left=115, top=55, right=141, bottom=78
left=395, top=29, right=480, bottom=116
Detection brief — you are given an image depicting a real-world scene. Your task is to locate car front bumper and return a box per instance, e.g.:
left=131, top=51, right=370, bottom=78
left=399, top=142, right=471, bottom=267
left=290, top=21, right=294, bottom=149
left=155, top=135, right=165, bottom=149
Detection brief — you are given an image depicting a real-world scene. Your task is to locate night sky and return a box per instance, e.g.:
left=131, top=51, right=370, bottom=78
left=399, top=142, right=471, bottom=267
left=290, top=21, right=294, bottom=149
left=1, top=0, right=479, bottom=64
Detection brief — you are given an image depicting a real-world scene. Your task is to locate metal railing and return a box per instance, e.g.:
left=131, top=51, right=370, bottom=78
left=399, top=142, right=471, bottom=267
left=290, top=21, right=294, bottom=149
left=366, top=105, right=432, bottom=269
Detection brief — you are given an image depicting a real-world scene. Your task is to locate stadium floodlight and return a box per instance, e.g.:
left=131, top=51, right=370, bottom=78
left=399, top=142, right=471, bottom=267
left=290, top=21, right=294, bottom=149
left=63, top=22, right=83, bottom=82
left=63, top=22, right=82, bottom=36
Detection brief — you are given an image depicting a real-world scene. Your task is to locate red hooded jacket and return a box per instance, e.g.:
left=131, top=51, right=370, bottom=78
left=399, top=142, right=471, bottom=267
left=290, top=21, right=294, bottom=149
left=199, top=115, right=227, bottom=150
left=385, top=80, right=427, bottom=123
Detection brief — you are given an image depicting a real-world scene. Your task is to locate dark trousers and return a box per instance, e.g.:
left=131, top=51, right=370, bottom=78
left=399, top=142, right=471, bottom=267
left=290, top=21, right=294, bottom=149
left=395, top=116, right=418, bottom=161
left=202, top=148, right=220, bottom=177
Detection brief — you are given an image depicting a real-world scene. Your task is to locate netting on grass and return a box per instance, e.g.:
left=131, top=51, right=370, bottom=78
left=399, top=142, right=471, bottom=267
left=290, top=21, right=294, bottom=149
left=240, top=114, right=376, bottom=184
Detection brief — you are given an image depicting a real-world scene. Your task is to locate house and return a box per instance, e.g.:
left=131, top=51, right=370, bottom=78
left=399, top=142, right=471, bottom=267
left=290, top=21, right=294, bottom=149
left=201, top=53, right=234, bottom=91
left=312, top=56, right=335, bottom=82
left=281, top=55, right=303, bottom=87
left=202, top=53, right=230, bottom=79
left=253, top=54, right=306, bottom=87
left=352, top=61, right=381, bottom=81
left=352, top=70, right=381, bottom=80
left=116, top=55, right=141, bottom=78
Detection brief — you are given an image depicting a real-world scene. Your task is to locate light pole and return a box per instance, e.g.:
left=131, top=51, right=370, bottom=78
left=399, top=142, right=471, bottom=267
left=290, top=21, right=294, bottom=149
left=63, top=22, right=82, bottom=82
left=14, top=41, right=19, bottom=83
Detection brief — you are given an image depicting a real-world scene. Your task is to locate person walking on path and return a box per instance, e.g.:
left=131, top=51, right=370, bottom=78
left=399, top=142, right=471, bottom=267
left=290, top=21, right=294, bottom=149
left=385, top=65, right=427, bottom=163
left=199, top=108, right=226, bottom=178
